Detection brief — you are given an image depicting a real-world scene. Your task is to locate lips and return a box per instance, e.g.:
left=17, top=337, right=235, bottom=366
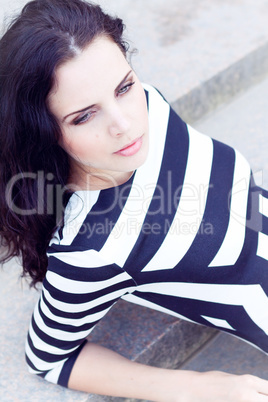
left=115, top=136, right=143, bottom=157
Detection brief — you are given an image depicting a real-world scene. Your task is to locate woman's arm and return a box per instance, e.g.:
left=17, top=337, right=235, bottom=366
left=68, top=341, right=268, bottom=401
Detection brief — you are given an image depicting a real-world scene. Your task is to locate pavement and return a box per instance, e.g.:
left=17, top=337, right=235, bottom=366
left=1, top=0, right=268, bottom=121
left=1, top=1, right=268, bottom=401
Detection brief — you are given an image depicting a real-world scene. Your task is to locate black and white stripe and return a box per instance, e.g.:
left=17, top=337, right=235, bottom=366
left=26, top=84, right=268, bottom=387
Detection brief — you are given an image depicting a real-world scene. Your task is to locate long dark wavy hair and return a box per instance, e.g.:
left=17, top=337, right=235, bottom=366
left=0, top=0, right=128, bottom=286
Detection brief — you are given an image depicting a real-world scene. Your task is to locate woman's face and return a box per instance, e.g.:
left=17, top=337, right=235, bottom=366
left=48, top=36, right=149, bottom=190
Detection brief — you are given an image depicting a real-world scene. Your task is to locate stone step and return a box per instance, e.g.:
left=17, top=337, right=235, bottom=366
left=2, top=0, right=268, bottom=122
left=181, top=332, right=268, bottom=380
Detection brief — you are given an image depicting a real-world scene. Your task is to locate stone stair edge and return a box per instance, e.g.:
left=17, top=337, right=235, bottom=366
left=171, top=41, right=268, bottom=123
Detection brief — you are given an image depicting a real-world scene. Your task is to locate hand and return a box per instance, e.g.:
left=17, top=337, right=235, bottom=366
left=181, top=370, right=268, bottom=402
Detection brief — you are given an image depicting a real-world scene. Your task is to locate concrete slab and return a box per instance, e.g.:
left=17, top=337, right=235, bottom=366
left=181, top=332, right=268, bottom=379
left=193, top=72, right=268, bottom=189
left=94, top=0, right=268, bottom=118
left=1, top=0, right=268, bottom=120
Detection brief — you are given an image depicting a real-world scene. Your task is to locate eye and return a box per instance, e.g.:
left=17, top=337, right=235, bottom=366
left=73, top=111, right=94, bottom=126
left=117, top=81, right=135, bottom=96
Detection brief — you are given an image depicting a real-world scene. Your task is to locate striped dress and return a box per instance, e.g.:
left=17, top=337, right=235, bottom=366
left=25, top=84, right=268, bottom=387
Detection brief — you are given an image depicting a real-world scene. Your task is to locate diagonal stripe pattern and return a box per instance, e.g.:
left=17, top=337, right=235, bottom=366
left=25, top=84, right=268, bottom=387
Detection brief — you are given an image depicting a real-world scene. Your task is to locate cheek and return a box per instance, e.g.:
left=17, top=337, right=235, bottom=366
left=62, top=134, right=104, bottom=162
left=59, top=135, right=84, bottom=159
left=58, top=134, right=74, bottom=156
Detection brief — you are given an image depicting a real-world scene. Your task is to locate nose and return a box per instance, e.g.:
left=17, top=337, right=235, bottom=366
left=107, top=103, right=131, bottom=137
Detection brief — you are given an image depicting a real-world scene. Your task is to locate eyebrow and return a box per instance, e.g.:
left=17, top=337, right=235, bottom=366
left=62, top=69, right=133, bottom=122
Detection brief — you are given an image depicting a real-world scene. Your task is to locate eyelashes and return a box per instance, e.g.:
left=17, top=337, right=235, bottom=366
left=72, top=80, right=136, bottom=126
left=73, top=111, right=94, bottom=125
left=117, top=81, right=135, bottom=96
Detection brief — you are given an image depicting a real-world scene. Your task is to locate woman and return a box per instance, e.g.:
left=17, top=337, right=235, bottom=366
left=1, top=0, right=268, bottom=400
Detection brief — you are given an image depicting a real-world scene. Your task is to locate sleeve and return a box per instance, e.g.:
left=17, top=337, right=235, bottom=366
left=25, top=252, right=133, bottom=387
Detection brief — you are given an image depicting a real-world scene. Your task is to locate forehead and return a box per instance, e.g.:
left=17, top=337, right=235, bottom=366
left=48, top=36, right=129, bottom=115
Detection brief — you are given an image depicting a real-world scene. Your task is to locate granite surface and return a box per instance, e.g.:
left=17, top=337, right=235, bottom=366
left=87, top=300, right=217, bottom=370
left=194, top=72, right=268, bottom=189
left=1, top=0, right=268, bottom=121
left=181, top=332, right=268, bottom=379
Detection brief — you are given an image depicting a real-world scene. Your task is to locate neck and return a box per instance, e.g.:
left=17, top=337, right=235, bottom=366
left=68, top=168, right=134, bottom=191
